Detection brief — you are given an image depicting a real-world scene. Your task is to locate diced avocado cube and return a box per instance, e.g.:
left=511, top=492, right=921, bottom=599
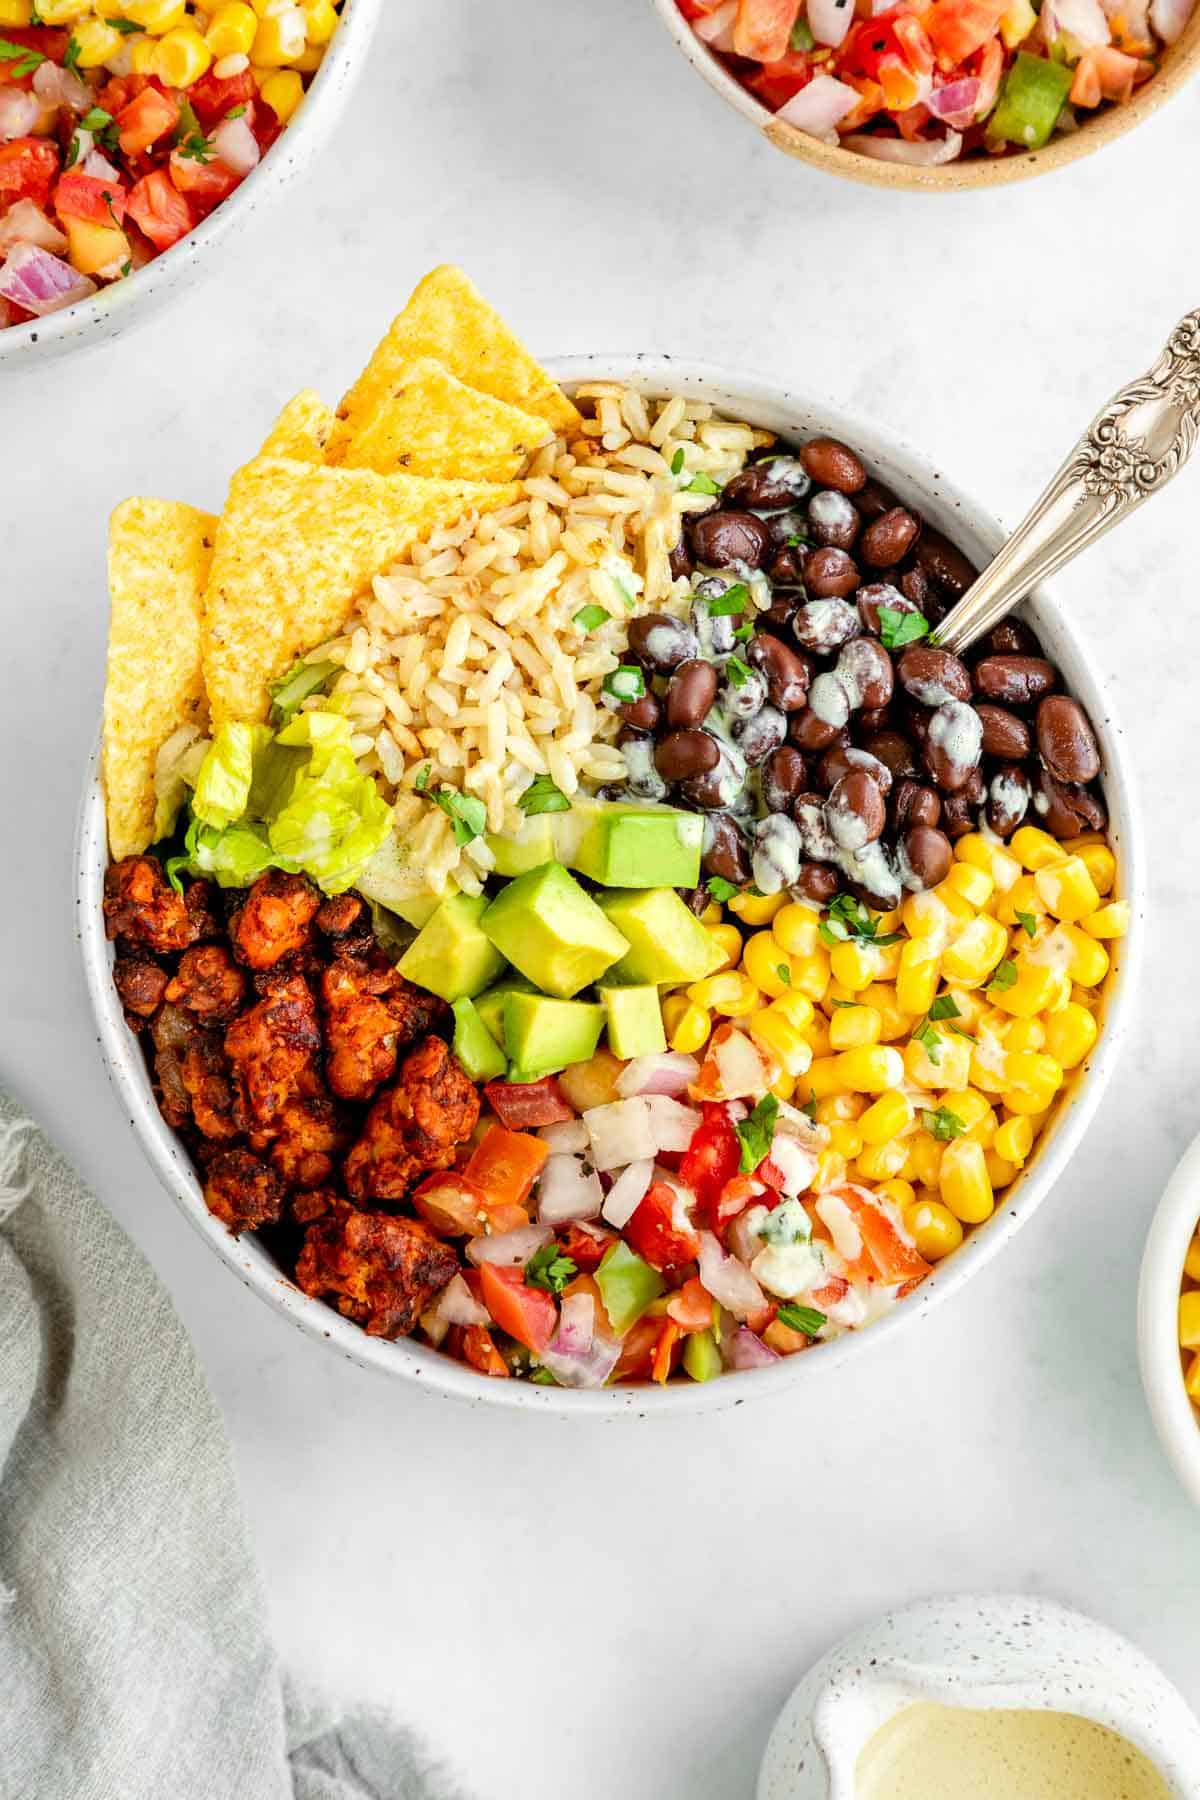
left=486, top=813, right=560, bottom=878
left=569, top=800, right=703, bottom=889
left=596, top=1242, right=664, bottom=1334
left=599, top=983, right=666, bottom=1059
left=451, top=997, right=508, bottom=1082
left=474, top=976, right=539, bottom=1052
left=481, top=862, right=629, bottom=1000
left=597, top=888, right=724, bottom=986
left=398, top=893, right=507, bottom=1002
left=683, top=1329, right=722, bottom=1383
left=504, top=991, right=605, bottom=1077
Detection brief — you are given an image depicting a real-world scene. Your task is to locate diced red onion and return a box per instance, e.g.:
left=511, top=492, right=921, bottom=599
left=841, top=130, right=964, bottom=164
left=582, top=1098, right=657, bottom=1172
left=0, top=88, right=40, bottom=142
left=712, top=1029, right=771, bottom=1100
left=554, top=1290, right=595, bottom=1355
left=726, top=1206, right=766, bottom=1267
left=615, top=1052, right=700, bottom=1099
left=82, top=149, right=123, bottom=185
left=645, top=1094, right=703, bottom=1154
left=538, top=1329, right=622, bottom=1390
left=1042, top=0, right=1112, bottom=44
left=33, top=59, right=91, bottom=111
left=723, top=1326, right=782, bottom=1371
left=0, top=243, right=95, bottom=317
left=777, top=74, right=862, bottom=135
left=538, top=1119, right=588, bottom=1155
left=537, top=1154, right=604, bottom=1225
left=1152, top=0, right=1194, bottom=40
left=763, top=1134, right=818, bottom=1197
left=0, top=200, right=67, bottom=256
left=212, top=114, right=260, bottom=177
left=601, top=1158, right=654, bottom=1230
left=927, top=78, right=982, bottom=125
left=437, top=1273, right=490, bottom=1327
left=694, top=0, right=737, bottom=50
left=808, top=0, right=857, bottom=46
left=698, top=1231, right=766, bottom=1321
left=466, top=1221, right=553, bottom=1266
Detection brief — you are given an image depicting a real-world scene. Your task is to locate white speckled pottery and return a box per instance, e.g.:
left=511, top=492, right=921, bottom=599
left=76, top=357, right=1143, bottom=1413
left=1139, top=1130, right=1200, bottom=1507
left=758, top=1594, right=1200, bottom=1798
left=0, top=0, right=380, bottom=369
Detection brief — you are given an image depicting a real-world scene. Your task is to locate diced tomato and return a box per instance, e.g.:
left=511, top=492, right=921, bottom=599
left=923, top=0, right=1008, bottom=64
left=744, top=49, right=811, bottom=109
left=483, top=1075, right=574, bottom=1129
left=187, top=65, right=257, bottom=128
left=168, top=151, right=240, bottom=219
left=1070, top=43, right=1148, bottom=106
left=733, top=0, right=803, bottom=63
left=250, top=103, right=283, bottom=157
left=829, top=1184, right=931, bottom=1285
left=809, top=1275, right=850, bottom=1309
left=458, top=1323, right=509, bottom=1378
left=666, top=1275, right=716, bottom=1333
left=679, top=1102, right=741, bottom=1220
left=624, top=1181, right=701, bottom=1272
left=612, top=1314, right=662, bottom=1381
left=556, top=1220, right=612, bottom=1275
left=0, top=138, right=59, bottom=208
left=126, top=169, right=193, bottom=251
left=0, top=26, right=66, bottom=84
left=410, top=1171, right=491, bottom=1236
left=116, top=85, right=180, bottom=157
left=712, top=1171, right=766, bottom=1233
left=478, top=1263, right=557, bottom=1355
left=463, top=1124, right=549, bottom=1208
left=969, top=33, right=1004, bottom=113
left=652, top=1320, right=683, bottom=1385
left=677, top=0, right=726, bottom=14
left=93, top=75, right=133, bottom=116
left=561, top=1271, right=615, bottom=1335
left=54, top=171, right=127, bottom=226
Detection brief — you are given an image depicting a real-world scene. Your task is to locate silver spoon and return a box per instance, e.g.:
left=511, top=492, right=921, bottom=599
left=935, top=309, right=1200, bottom=655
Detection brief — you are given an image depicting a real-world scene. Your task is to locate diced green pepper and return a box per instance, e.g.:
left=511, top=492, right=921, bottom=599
left=451, top=997, right=508, bottom=1082
left=986, top=52, right=1073, bottom=150
left=595, top=1242, right=664, bottom=1335
left=682, top=1329, right=722, bottom=1383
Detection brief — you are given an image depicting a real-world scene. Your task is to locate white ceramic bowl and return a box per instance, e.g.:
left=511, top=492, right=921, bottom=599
left=1138, top=1132, right=1200, bottom=1505
left=0, top=0, right=379, bottom=368
left=76, top=355, right=1144, bottom=1414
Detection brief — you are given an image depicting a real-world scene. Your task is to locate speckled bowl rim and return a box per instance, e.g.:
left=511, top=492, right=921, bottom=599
left=651, top=0, right=1200, bottom=192
left=76, top=353, right=1144, bottom=1416
left=0, top=0, right=380, bottom=367
left=1138, top=1131, right=1200, bottom=1507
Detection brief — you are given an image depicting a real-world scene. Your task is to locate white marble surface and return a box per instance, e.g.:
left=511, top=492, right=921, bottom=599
left=3, top=2, right=1200, bottom=1795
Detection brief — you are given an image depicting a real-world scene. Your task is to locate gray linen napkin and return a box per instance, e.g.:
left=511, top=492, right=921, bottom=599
left=0, top=1090, right=468, bottom=1800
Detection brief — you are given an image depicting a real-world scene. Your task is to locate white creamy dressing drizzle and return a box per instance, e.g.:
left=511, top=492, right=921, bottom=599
left=815, top=1192, right=864, bottom=1263
left=928, top=698, right=983, bottom=768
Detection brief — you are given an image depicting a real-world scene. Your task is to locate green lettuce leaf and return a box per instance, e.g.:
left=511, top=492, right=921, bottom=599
left=191, top=723, right=270, bottom=830
left=268, top=657, right=337, bottom=726
left=266, top=742, right=393, bottom=894
left=182, top=813, right=277, bottom=888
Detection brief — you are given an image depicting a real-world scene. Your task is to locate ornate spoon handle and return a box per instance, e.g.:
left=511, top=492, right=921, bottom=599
left=935, top=310, right=1200, bottom=655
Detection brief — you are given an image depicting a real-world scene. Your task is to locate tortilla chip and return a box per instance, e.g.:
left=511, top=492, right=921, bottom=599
left=326, top=356, right=551, bottom=481
left=201, top=457, right=519, bottom=726
left=335, top=266, right=580, bottom=452
left=103, top=498, right=215, bottom=860
left=257, top=389, right=334, bottom=464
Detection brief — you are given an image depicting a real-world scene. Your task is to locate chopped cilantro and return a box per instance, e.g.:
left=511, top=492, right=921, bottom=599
left=529, top=1366, right=559, bottom=1385
left=776, top=963, right=791, bottom=986
left=830, top=997, right=859, bottom=1009
left=788, top=18, right=815, bottom=48
left=706, top=876, right=738, bottom=903
left=732, top=619, right=755, bottom=641
left=525, top=1244, right=577, bottom=1295
left=601, top=665, right=646, bottom=703
left=109, top=15, right=143, bottom=30
left=989, top=959, right=1018, bottom=992
left=519, top=774, right=570, bottom=817
left=179, top=131, right=213, bottom=163
left=922, top=1106, right=966, bottom=1142
left=63, top=33, right=82, bottom=75
left=572, top=603, right=609, bottom=632
left=726, top=655, right=752, bottom=689
left=818, top=892, right=903, bottom=949
left=226, top=103, right=248, bottom=118
left=913, top=1019, right=943, bottom=1065
left=928, top=994, right=962, bottom=1023
left=735, top=1094, right=779, bottom=1174
left=0, top=36, right=44, bottom=76
left=63, top=134, right=83, bottom=171
left=433, top=786, right=487, bottom=846
left=777, top=1301, right=826, bottom=1335
left=1015, top=910, right=1038, bottom=938
left=413, top=762, right=432, bottom=793
left=670, top=448, right=685, bottom=476
left=685, top=470, right=721, bottom=497
left=708, top=583, right=748, bottom=617
left=878, top=606, right=930, bottom=651
left=800, top=1096, right=818, bottom=1121
left=120, top=258, right=132, bottom=276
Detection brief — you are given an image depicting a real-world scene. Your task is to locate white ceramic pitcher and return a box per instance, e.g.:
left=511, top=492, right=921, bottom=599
left=758, top=1595, right=1200, bottom=1799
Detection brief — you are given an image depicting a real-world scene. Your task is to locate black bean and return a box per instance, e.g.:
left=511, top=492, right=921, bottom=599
left=690, top=510, right=772, bottom=570
left=748, top=633, right=812, bottom=710
left=665, top=660, right=718, bottom=730
left=702, top=812, right=750, bottom=885
left=627, top=612, right=699, bottom=673
left=759, top=746, right=808, bottom=814
left=655, top=730, right=720, bottom=783
left=733, top=705, right=786, bottom=766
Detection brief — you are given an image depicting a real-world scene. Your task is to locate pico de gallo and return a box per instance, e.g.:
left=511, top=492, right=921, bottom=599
left=0, top=0, right=342, bottom=328
left=677, top=0, right=1192, bottom=165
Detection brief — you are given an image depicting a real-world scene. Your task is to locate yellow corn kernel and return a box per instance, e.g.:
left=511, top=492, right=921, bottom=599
left=969, top=1029, right=1011, bottom=1096
left=930, top=883, right=978, bottom=930
left=944, top=860, right=994, bottom=909
left=124, top=0, right=187, bottom=28
left=770, top=990, right=814, bottom=1032
left=995, top=1113, right=1034, bottom=1166
left=206, top=0, right=258, bottom=54
left=879, top=1177, right=916, bottom=1211
left=63, top=218, right=129, bottom=277
left=69, top=16, right=124, bottom=63
left=1075, top=842, right=1116, bottom=895
left=1071, top=984, right=1101, bottom=1011
left=855, top=1137, right=910, bottom=1181
left=904, top=1030, right=972, bottom=1092
left=829, top=1003, right=882, bottom=1051
left=942, top=914, right=1009, bottom=987
left=1004, top=1018, right=1045, bottom=1053
left=660, top=994, right=688, bottom=1033
left=1185, top=1238, right=1200, bottom=1283
left=873, top=940, right=902, bottom=980
left=833, top=1045, right=904, bottom=1093
left=155, top=23, right=213, bottom=81
left=859, top=1088, right=914, bottom=1145
left=699, top=901, right=723, bottom=925
left=730, top=889, right=786, bottom=927
left=937, top=1087, right=992, bottom=1132
left=0, top=0, right=32, bottom=24
left=861, top=982, right=911, bottom=1041
left=896, top=939, right=941, bottom=1016
left=940, top=1137, right=994, bottom=1224
left=748, top=1010, right=812, bottom=1079
left=1180, top=1291, right=1200, bottom=1349
left=251, top=4, right=305, bottom=63
left=790, top=949, right=831, bottom=1004
left=812, top=1148, right=848, bottom=1193
left=1034, top=854, right=1101, bottom=924
left=827, top=1121, right=864, bottom=1160
left=32, top=0, right=90, bottom=19
left=806, top=1056, right=847, bottom=1101
left=901, top=889, right=954, bottom=944
left=668, top=1003, right=710, bottom=1056
left=985, top=1151, right=1018, bottom=1188
left=743, top=930, right=791, bottom=997
left=1010, top=825, right=1066, bottom=871
left=905, top=1130, right=945, bottom=1188
left=815, top=1093, right=865, bottom=1123
left=771, top=902, right=820, bottom=956
left=905, top=1198, right=964, bottom=1260
left=805, top=1015, right=832, bottom=1059
left=706, top=922, right=743, bottom=972
left=829, top=937, right=882, bottom=992
left=1002, top=1050, right=1064, bottom=1116
left=130, top=35, right=160, bottom=70
left=999, top=0, right=1036, bottom=46
left=956, top=832, right=1021, bottom=891
left=941, top=985, right=986, bottom=1032
left=992, top=958, right=1071, bottom=1019
left=291, top=42, right=323, bottom=69
left=300, top=0, right=337, bottom=39
left=1055, top=924, right=1110, bottom=988
left=1083, top=900, right=1130, bottom=940
left=1043, top=1002, right=1098, bottom=1071
left=1186, top=1351, right=1200, bottom=1404
left=770, top=1070, right=796, bottom=1102
left=688, top=971, right=759, bottom=1018
left=995, top=872, right=1047, bottom=929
